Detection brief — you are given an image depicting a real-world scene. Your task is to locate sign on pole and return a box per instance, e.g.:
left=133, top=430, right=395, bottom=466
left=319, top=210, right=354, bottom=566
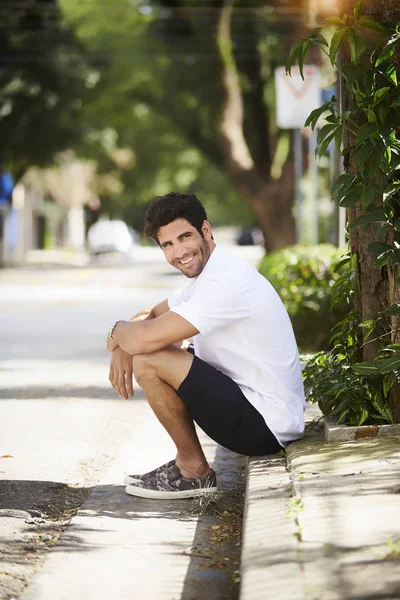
left=275, top=65, right=321, bottom=130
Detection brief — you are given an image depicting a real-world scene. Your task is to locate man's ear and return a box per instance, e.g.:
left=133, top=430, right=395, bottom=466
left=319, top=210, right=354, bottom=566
left=202, top=220, right=212, bottom=239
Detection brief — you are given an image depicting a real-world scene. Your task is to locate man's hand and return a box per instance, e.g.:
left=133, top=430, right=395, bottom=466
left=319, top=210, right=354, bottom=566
left=109, top=346, right=134, bottom=399
left=107, top=334, right=118, bottom=353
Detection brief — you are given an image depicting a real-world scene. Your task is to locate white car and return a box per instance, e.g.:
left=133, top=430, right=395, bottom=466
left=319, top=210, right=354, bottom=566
left=87, top=220, right=135, bottom=255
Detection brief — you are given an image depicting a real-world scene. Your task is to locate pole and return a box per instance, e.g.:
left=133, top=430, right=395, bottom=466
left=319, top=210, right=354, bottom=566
left=308, top=129, right=319, bottom=244
left=294, top=129, right=303, bottom=243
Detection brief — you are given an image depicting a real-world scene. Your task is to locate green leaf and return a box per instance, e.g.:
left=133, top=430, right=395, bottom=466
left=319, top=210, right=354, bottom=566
left=362, top=183, right=382, bottom=208
left=381, top=63, right=398, bottom=87
left=305, top=101, right=332, bottom=130
left=383, top=304, right=400, bottom=316
left=356, top=122, right=377, bottom=146
left=353, top=0, right=363, bottom=20
left=358, top=15, right=390, bottom=34
left=374, top=87, right=390, bottom=105
left=353, top=362, right=378, bottom=375
left=359, top=320, right=377, bottom=345
left=383, top=372, right=396, bottom=397
left=376, top=223, right=393, bottom=239
left=338, top=184, right=363, bottom=207
left=373, top=248, right=400, bottom=267
left=391, top=96, right=400, bottom=108
left=375, top=356, right=400, bottom=373
left=345, top=64, right=364, bottom=89
left=335, top=124, right=343, bottom=152
left=331, top=173, right=357, bottom=198
left=358, top=408, right=370, bottom=426
left=329, top=28, right=347, bottom=66
left=369, top=144, right=383, bottom=177
left=298, top=40, right=311, bottom=80
left=383, top=344, right=400, bottom=352
left=333, top=256, right=351, bottom=272
left=285, top=38, right=304, bottom=75
left=347, top=27, right=366, bottom=63
left=317, top=123, right=337, bottom=147
left=326, top=17, right=346, bottom=26
left=354, top=27, right=367, bottom=62
left=376, top=32, right=400, bottom=67
left=349, top=209, right=386, bottom=229
left=308, top=28, right=328, bottom=47
left=367, top=241, right=393, bottom=256
left=355, top=143, right=373, bottom=176
left=317, top=130, right=337, bottom=158
left=383, top=183, right=400, bottom=202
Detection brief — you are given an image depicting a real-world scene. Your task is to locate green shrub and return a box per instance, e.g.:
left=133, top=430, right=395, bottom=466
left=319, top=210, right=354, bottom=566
left=301, top=255, right=393, bottom=426
left=258, top=244, right=347, bottom=352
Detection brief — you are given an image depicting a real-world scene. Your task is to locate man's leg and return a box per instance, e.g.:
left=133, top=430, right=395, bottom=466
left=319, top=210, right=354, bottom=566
left=132, top=346, right=210, bottom=479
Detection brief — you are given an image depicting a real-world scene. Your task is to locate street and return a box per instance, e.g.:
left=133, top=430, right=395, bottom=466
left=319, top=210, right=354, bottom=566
left=0, top=246, right=262, bottom=600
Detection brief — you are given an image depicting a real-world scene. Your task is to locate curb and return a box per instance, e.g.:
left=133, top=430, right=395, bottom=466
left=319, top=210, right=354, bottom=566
left=324, top=417, right=400, bottom=443
left=239, top=455, right=303, bottom=600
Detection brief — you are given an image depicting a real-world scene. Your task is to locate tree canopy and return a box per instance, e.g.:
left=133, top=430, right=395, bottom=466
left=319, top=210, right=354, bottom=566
left=61, top=0, right=307, bottom=244
left=0, top=0, right=88, bottom=178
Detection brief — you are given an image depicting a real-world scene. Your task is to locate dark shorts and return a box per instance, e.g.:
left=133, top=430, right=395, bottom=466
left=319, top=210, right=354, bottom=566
left=177, top=354, right=283, bottom=456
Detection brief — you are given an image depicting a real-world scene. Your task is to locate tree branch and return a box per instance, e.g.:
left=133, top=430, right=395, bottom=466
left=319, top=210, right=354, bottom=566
left=216, top=0, right=254, bottom=173
left=234, top=13, right=271, bottom=175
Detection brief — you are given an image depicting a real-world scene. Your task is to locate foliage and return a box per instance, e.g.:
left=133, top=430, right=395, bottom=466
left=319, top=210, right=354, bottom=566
left=259, top=245, right=347, bottom=352
left=61, top=0, right=302, bottom=241
left=60, top=0, right=260, bottom=227
left=0, top=0, right=88, bottom=177
left=286, top=0, right=400, bottom=424
left=303, top=255, right=393, bottom=425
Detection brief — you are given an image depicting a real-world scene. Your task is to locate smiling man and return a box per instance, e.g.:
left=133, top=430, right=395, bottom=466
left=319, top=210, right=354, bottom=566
left=107, top=192, right=305, bottom=499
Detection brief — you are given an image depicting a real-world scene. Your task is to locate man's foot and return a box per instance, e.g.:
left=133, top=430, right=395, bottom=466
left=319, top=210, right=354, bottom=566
left=124, top=459, right=175, bottom=485
left=125, top=464, right=217, bottom=499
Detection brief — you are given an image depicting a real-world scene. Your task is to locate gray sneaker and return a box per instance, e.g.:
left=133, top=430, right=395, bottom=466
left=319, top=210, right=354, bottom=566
left=125, top=464, right=217, bottom=499
left=124, top=459, right=175, bottom=485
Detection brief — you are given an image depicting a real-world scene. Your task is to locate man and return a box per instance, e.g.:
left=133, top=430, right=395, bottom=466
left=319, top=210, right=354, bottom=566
left=107, top=192, right=305, bottom=500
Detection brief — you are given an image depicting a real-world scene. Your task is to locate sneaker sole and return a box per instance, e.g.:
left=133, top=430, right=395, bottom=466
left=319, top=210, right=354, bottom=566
left=125, top=484, right=218, bottom=500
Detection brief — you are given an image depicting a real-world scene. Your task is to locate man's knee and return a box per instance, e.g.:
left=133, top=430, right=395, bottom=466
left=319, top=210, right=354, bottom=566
left=132, top=353, right=154, bottom=380
left=131, top=350, right=166, bottom=382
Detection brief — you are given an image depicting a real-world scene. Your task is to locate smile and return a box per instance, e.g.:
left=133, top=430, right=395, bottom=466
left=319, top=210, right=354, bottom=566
left=180, top=255, right=195, bottom=265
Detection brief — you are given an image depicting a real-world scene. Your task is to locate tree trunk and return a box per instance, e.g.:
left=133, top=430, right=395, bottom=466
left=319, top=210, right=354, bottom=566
left=225, top=143, right=296, bottom=251
left=339, top=0, right=400, bottom=421
left=215, top=0, right=296, bottom=250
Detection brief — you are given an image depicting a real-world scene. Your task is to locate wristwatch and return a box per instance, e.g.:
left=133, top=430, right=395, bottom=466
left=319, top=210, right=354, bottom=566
left=108, top=320, right=121, bottom=340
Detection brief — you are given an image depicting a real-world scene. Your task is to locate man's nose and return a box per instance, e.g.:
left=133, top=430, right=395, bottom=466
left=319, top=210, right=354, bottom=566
left=173, top=243, right=186, bottom=260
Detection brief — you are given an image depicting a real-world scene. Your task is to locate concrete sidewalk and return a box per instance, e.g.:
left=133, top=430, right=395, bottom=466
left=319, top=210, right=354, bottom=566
left=5, top=401, right=400, bottom=600
left=241, top=406, right=400, bottom=600
left=17, top=403, right=246, bottom=600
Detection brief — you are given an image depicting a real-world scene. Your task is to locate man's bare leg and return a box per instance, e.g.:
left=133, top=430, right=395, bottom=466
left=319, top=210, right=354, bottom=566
left=132, top=347, right=210, bottom=479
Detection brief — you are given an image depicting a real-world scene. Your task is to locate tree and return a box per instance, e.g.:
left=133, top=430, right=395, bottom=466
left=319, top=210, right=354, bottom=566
left=288, top=0, right=400, bottom=424
left=339, top=0, right=400, bottom=420
left=0, top=0, right=88, bottom=179
left=63, top=0, right=313, bottom=250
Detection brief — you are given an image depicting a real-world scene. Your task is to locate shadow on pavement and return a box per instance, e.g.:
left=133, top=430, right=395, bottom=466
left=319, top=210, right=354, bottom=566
left=0, top=444, right=246, bottom=599
left=0, top=387, right=115, bottom=400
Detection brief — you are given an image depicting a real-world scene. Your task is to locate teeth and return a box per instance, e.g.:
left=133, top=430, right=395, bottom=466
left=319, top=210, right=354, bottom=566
left=181, top=255, right=194, bottom=265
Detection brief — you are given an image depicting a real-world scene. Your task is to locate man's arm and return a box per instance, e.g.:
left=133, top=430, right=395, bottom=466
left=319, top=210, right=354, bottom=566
left=135, top=299, right=169, bottom=321
left=107, top=299, right=171, bottom=352
left=108, top=311, right=198, bottom=355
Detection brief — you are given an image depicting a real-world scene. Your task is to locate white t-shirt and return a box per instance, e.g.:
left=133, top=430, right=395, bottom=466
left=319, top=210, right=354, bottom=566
left=168, top=245, right=305, bottom=446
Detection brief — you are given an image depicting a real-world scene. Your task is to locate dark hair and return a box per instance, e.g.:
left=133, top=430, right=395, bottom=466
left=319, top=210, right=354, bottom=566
left=144, top=192, right=209, bottom=241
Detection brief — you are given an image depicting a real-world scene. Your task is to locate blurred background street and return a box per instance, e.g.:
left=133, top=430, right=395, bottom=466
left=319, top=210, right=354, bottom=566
left=0, top=245, right=255, bottom=600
